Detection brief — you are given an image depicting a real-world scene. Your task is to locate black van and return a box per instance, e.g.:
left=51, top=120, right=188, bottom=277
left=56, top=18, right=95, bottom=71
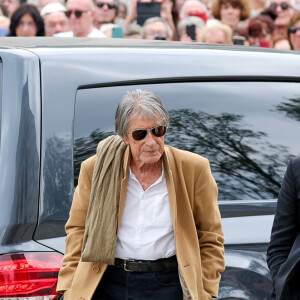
left=0, top=38, right=299, bottom=299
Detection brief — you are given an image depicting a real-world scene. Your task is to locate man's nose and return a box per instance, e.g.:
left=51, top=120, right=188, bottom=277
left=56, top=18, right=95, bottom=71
left=145, top=131, right=156, bottom=144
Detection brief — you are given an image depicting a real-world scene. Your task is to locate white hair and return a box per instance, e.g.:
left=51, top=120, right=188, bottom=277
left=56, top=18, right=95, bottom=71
left=141, top=17, right=173, bottom=38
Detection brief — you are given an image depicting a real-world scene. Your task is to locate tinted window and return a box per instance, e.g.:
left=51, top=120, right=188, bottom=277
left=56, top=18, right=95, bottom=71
left=74, top=82, right=300, bottom=201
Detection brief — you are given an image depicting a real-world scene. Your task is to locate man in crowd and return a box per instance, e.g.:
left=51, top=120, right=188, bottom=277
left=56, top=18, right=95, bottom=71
left=55, top=0, right=106, bottom=37
left=94, top=0, right=118, bottom=28
left=142, top=16, right=173, bottom=40
left=41, top=2, right=70, bottom=36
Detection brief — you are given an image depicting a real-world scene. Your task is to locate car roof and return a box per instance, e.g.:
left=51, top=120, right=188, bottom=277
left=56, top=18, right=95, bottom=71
left=0, top=37, right=296, bottom=54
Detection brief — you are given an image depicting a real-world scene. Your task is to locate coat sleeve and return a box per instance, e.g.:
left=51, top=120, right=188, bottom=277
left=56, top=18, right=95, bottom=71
left=56, top=161, right=92, bottom=293
left=194, top=158, right=225, bottom=298
left=267, top=159, right=300, bottom=282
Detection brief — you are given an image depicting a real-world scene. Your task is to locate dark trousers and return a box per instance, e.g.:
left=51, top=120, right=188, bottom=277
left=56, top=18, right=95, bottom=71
left=92, top=265, right=183, bottom=300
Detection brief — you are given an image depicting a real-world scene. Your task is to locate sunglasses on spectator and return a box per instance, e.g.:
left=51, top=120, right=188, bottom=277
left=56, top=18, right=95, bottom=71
left=129, top=125, right=167, bottom=141
left=270, top=2, right=291, bottom=10
left=96, top=2, right=117, bottom=9
left=65, top=10, right=89, bottom=18
left=289, top=26, right=300, bottom=33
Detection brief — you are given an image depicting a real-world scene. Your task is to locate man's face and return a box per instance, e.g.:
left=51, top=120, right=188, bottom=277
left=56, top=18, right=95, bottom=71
left=123, top=115, right=165, bottom=166
left=94, top=0, right=117, bottom=26
left=270, top=0, right=294, bottom=26
left=220, top=2, right=241, bottom=28
left=144, top=21, right=169, bottom=40
left=44, top=11, right=70, bottom=36
left=66, top=0, right=94, bottom=36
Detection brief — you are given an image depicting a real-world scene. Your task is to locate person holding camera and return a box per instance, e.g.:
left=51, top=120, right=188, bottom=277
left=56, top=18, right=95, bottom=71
left=122, top=0, right=176, bottom=39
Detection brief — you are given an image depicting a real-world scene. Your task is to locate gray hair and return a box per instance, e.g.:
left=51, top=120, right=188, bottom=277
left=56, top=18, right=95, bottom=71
left=115, top=89, right=170, bottom=138
left=141, top=17, right=173, bottom=38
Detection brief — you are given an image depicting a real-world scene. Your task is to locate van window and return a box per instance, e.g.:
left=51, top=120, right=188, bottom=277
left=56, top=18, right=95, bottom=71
left=74, top=82, right=300, bottom=201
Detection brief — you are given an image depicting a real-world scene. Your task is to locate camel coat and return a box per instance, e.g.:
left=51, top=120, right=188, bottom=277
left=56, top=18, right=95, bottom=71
left=57, top=145, right=225, bottom=300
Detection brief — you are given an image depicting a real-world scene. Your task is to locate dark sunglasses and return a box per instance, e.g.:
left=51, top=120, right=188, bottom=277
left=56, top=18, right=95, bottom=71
left=65, top=10, right=87, bottom=18
left=129, top=125, right=167, bottom=141
left=289, top=26, right=300, bottom=33
left=270, top=2, right=291, bottom=10
left=96, top=2, right=117, bottom=9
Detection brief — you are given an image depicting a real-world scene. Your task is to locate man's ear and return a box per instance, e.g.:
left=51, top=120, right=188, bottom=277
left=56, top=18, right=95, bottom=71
left=123, top=135, right=130, bottom=145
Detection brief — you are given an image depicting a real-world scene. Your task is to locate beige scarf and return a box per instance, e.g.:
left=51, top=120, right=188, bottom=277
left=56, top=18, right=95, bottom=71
left=81, top=135, right=127, bottom=264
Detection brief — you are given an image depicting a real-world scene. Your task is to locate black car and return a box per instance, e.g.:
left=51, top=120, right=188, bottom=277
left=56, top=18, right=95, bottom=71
left=0, top=38, right=299, bottom=300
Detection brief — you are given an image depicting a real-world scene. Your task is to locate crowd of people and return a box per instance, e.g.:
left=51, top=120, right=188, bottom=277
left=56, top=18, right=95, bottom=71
left=1, top=0, right=300, bottom=49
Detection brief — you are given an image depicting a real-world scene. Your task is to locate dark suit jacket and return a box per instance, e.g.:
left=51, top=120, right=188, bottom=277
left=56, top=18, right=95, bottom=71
left=267, top=157, right=300, bottom=300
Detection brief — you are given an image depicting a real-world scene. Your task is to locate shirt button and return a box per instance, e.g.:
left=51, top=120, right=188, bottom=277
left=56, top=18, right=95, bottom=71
left=79, top=297, right=85, bottom=300
left=92, top=265, right=100, bottom=273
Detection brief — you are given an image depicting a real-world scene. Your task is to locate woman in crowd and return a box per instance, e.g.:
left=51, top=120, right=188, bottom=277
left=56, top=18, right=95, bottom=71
left=211, top=0, right=250, bottom=29
left=8, top=3, right=44, bottom=36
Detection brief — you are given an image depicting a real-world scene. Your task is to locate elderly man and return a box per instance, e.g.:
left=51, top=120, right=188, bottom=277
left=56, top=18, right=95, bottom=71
left=94, top=0, right=118, bottom=28
left=41, top=2, right=70, bottom=36
left=55, top=0, right=106, bottom=37
left=57, top=89, right=225, bottom=300
left=142, top=16, right=173, bottom=40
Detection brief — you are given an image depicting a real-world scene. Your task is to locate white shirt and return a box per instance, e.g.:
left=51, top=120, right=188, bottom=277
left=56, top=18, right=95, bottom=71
left=54, top=28, right=106, bottom=37
left=115, top=167, right=176, bottom=260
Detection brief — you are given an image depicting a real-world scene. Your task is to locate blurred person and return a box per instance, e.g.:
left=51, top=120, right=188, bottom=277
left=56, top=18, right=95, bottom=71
left=38, top=0, right=64, bottom=12
left=0, top=2, right=9, bottom=35
left=94, top=0, right=118, bottom=28
left=232, top=27, right=250, bottom=44
left=200, top=22, right=233, bottom=43
left=269, top=0, right=296, bottom=40
left=247, top=14, right=274, bottom=47
left=267, top=157, right=300, bottom=300
left=55, top=0, right=106, bottom=37
left=273, top=36, right=292, bottom=48
left=177, top=15, right=205, bottom=41
left=123, top=22, right=142, bottom=38
left=179, top=0, right=208, bottom=22
left=118, top=1, right=127, bottom=19
left=211, top=0, right=250, bottom=29
left=115, top=1, right=127, bottom=24
left=1, top=0, right=19, bottom=17
left=287, top=11, right=300, bottom=49
left=41, top=2, right=70, bottom=36
left=0, top=2, right=8, bottom=16
left=141, top=16, right=173, bottom=39
left=123, top=0, right=176, bottom=39
left=8, top=4, right=44, bottom=36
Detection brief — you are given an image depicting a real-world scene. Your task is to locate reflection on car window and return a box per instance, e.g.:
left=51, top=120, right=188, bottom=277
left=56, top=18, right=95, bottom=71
left=74, top=82, right=300, bottom=201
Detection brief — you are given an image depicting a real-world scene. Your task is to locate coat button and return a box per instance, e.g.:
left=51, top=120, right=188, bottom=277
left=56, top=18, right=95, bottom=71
left=92, top=265, right=100, bottom=273
left=79, top=297, right=85, bottom=300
